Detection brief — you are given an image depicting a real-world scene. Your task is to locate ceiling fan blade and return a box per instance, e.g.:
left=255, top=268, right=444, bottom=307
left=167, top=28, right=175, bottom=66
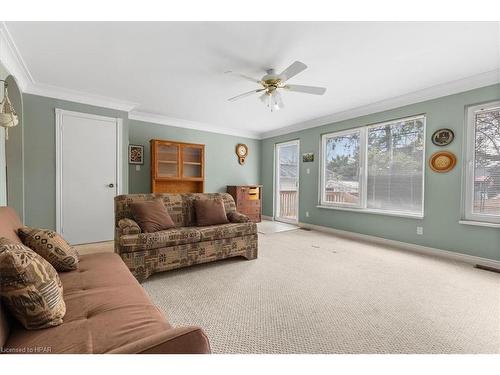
left=228, top=88, right=265, bottom=102
left=283, top=84, right=327, bottom=95
left=225, top=71, right=262, bottom=84
left=278, top=61, right=307, bottom=81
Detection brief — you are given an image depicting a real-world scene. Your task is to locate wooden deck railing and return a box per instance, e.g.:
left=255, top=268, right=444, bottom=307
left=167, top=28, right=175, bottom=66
left=279, top=190, right=297, bottom=219
left=278, top=190, right=358, bottom=219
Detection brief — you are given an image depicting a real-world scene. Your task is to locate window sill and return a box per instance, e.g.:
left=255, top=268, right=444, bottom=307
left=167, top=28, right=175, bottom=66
left=458, top=220, right=500, bottom=228
left=316, top=205, right=424, bottom=219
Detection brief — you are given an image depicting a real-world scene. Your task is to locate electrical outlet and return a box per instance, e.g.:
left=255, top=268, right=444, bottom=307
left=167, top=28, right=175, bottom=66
left=416, top=226, right=423, bottom=235
left=306, top=168, right=310, bottom=174
left=306, top=211, right=310, bottom=217
left=135, top=165, right=141, bottom=171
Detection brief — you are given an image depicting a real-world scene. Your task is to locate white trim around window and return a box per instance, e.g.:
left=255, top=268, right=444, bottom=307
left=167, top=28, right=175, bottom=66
left=463, top=101, right=500, bottom=224
left=319, top=114, right=426, bottom=219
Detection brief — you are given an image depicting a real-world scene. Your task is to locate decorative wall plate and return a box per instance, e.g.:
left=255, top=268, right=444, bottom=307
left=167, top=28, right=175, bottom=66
left=429, top=151, right=457, bottom=173
left=431, top=128, right=454, bottom=146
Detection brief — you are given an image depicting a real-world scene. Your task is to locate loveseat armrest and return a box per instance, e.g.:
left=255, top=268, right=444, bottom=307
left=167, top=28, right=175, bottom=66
left=118, top=218, right=141, bottom=235
left=108, top=326, right=210, bottom=354
left=227, top=211, right=251, bottom=223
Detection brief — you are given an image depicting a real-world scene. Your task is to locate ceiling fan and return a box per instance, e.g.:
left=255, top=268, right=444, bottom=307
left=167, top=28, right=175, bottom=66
left=226, top=61, right=326, bottom=112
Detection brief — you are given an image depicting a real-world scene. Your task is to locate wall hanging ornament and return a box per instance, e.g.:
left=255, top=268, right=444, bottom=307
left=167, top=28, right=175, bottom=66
left=0, top=81, right=19, bottom=140
left=236, top=143, right=248, bottom=165
left=429, top=150, right=457, bottom=173
left=431, top=128, right=454, bottom=146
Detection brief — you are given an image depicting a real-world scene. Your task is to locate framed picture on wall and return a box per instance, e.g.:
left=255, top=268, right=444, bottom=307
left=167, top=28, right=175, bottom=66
left=128, top=144, right=144, bottom=165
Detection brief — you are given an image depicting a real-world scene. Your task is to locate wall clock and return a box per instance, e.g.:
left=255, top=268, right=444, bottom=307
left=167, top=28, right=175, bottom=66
left=236, top=143, right=248, bottom=165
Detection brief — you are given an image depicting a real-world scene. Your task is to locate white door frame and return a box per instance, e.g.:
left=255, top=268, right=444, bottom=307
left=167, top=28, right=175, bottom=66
left=274, top=139, right=300, bottom=224
left=55, top=108, right=123, bottom=234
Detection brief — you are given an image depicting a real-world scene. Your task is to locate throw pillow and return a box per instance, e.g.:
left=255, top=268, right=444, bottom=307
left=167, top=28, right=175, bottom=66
left=194, top=198, right=229, bottom=226
left=130, top=199, right=175, bottom=233
left=0, top=238, right=66, bottom=330
left=17, top=227, right=79, bottom=272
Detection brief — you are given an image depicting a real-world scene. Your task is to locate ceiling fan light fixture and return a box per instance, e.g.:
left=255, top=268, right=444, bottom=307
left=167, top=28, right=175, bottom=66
left=226, top=61, right=326, bottom=112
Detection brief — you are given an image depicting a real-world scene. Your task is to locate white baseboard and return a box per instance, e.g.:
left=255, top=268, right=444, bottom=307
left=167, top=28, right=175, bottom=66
left=298, top=222, right=500, bottom=269
left=262, top=215, right=274, bottom=221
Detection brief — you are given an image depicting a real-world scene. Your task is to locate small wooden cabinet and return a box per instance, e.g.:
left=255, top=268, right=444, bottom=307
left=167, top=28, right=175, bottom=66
left=151, top=139, right=205, bottom=193
left=227, top=185, right=262, bottom=223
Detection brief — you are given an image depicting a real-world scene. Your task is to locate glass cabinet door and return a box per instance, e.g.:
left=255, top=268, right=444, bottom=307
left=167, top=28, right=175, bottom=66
left=181, top=145, right=203, bottom=179
left=156, top=143, right=179, bottom=178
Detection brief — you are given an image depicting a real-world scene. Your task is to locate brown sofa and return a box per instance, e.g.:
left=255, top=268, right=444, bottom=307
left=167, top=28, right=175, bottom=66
left=115, top=193, right=258, bottom=282
left=0, top=207, right=210, bottom=354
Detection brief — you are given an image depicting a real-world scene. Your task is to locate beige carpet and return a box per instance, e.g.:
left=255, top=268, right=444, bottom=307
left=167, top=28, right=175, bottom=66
left=139, top=229, right=500, bottom=354
left=76, top=230, right=500, bottom=354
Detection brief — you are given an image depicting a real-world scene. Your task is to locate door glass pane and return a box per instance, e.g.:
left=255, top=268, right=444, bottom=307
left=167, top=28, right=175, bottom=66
left=157, top=144, right=178, bottom=178
left=277, top=143, right=298, bottom=221
left=182, top=146, right=202, bottom=178
left=367, top=118, right=424, bottom=213
left=323, top=131, right=360, bottom=205
left=473, top=108, right=500, bottom=216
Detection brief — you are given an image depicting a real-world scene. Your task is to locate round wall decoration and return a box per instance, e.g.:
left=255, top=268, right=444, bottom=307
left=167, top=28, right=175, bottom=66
left=236, top=143, right=248, bottom=165
left=431, top=128, right=455, bottom=146
left=429, top=151, right=457, bottom=173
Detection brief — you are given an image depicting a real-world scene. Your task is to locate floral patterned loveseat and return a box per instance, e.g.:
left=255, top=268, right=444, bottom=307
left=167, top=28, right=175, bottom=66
left=114, top=193, right=258, bottom=282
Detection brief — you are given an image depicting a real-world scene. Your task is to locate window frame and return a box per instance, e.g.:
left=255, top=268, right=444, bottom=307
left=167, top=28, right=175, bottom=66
left=319, top=115, right=426, bottom=219
left=463, top=101, right=500, bottom=224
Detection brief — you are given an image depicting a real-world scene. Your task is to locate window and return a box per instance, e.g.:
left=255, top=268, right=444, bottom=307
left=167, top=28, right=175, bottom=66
left=321, top=129, right=362, bottom=207
left=320, top=115, right=425, bottom=217
left=464, top=102, right=500, bottom=224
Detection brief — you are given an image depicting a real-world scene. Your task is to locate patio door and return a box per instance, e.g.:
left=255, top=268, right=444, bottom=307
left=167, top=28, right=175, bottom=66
left=275, top=140, right=300, bottom=223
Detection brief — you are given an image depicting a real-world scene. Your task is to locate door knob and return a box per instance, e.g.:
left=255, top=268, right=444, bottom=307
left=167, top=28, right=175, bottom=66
left=107, top=183, right=115, bottom=188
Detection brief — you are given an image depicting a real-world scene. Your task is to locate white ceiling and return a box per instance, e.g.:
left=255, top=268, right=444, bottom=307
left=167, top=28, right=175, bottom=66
left=5, top=21, right=500, bottom=138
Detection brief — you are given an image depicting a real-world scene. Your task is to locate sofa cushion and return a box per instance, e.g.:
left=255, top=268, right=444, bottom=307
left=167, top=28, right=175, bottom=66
left=130, top=200, right=175, bottom=233
left=197, top=222, right=257, bottom=242
left=4, top=253, right=172, bottom=353
left=17, top=227, right=79, bottom=271
left=120, top=227, right=201, bottom=252
left=194, top=198, right=229, bottom=226
left=0, top=238, right=66, bottom=330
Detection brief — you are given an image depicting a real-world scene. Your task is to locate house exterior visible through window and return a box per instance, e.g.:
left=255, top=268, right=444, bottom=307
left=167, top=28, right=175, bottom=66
left=464, top=101, right=500, bottom=224
left=320, top=115, right=425, bottom=217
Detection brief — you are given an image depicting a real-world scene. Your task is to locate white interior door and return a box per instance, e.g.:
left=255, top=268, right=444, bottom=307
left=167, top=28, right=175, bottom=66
left=56, top=109, right=121, bottom=245
left=275, top=140, right=300, bottom=223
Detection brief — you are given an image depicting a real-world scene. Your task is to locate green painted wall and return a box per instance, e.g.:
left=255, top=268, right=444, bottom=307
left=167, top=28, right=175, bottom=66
left=128, top=120, right=260, bottom=194
left=22, top=94, right=129, bottom=229
left=261, top=84, right=500, bottom=261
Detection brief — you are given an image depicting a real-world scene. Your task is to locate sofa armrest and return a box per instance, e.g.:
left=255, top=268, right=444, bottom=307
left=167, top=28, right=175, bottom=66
left=227, top=211, right=251, bottom=223
left=118, top=218, right=141, bottom=235
left=108, top=326, right=210, bottom=354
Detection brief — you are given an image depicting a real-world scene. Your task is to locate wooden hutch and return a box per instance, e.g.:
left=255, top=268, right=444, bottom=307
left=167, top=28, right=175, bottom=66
left=227, top=185, right=262, bottom=223
left=150, top=139, right=205, bottom=193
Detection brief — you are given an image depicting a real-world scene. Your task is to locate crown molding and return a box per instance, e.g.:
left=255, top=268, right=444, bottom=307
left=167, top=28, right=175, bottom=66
left=24, top=82, right=139, bottom=112
left=129, top=110, right=261, bottom=139
left=0, top=22, right=33, bottom=90
left=261, top=69, right=500, bottom=139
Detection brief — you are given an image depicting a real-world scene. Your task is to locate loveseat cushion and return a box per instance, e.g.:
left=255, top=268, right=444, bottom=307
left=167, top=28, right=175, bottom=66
left=130, top=200, right=175, bottom=233
left=197, top=222, right=257, bottom=242
left=194, top=198, right=229, bottom=226
left=4, top=253, right=172, bottom=354
left=119, top=227, right=201, bottom=252
left=0, top=238, right=66, bottom=330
